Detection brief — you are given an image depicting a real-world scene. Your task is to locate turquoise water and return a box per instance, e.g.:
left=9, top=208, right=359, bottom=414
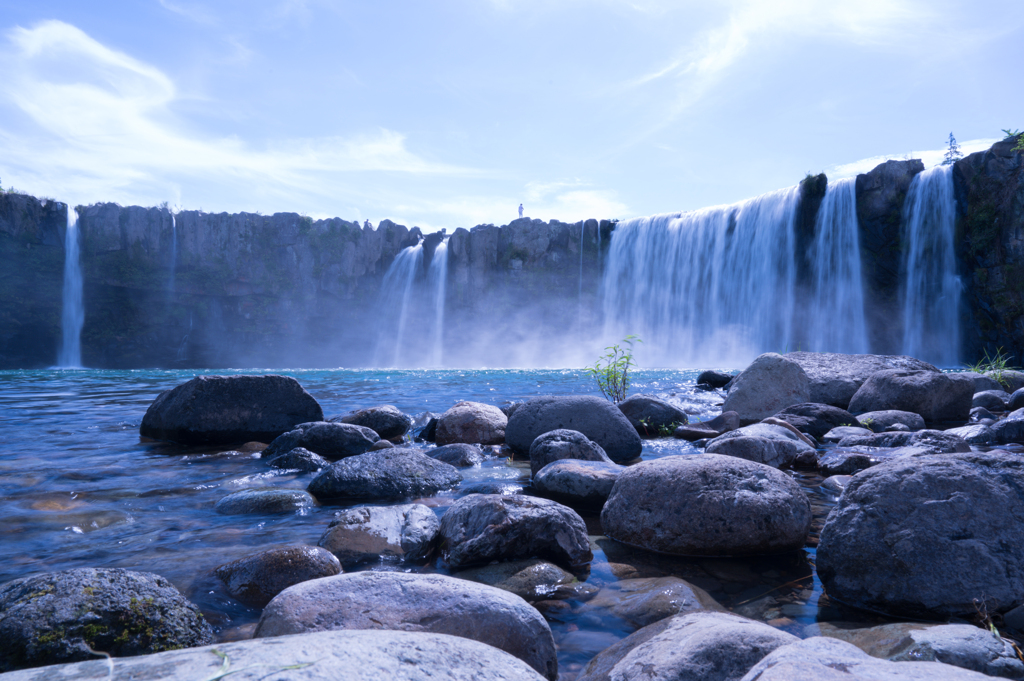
left=0, top=368, right=851, bottom=678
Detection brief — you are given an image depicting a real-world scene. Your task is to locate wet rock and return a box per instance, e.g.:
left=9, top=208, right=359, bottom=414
left=139, top=374, right=324, bottom=445
left=817, top=450, right=1024, bottom=619
left=0, top=567, right=212, bottom=672
left=771, top=403, right=860, bottom=438
left=370, top=439, right=394, bottom=450
left=214, top=546, right=341, bottom=607
left=214, top=488, right=317, bottom=515
left=266, top=447, right=329, bottom=472
left=578, top=577, right=726, bottom=629
left=332, top=404, right=412, bottom=440
left=435, top=401, right=507, bottom=446
left=528, top=429, right=612, bottom=477
left=856, top=409, right=926, bottom=432
left=944, top=424, right=997, bottom=445
left=822, top=426, right=873, bottom=442
left=698, top=370, right=735, bottom=388
left=836, top=429, right=970, bottom=453
left=1010, top=388, right=1024, bottom=412
left=506, top=395, right=642, bottom=463
left=601, top=454, right=811, bottom=556
left=883, top=422, right=910, bottom=432
left=453, top=558, right=578, bottom=602
left=817, top=447, right=893, bottom=476
left=722, top=353, right=810, bottom=423
left=705, top=423, right=815, bottom=469
left=820, top=475, right=853, bottom=495
left=973, top=390, right=1010, bottom=412
left=533, top=459, right=622, bottom=508
left=970, top=406, right=996, bottom=423
left=991, top=412, right=1024, bottom=444
left=254, top=572, right=557, bottom=680
left=307, top=449, right=461, bottom=502
left=428, top=443, right=484, bottom=467
left=262, top=421, right=379, bottom=461
left=617, top=394, right=689, bottom=436
left=848, top=370, right=974, bottom=422
left=673, top=411, right=740, bottom=441
left=783, top=352, right=939, bottom=409
left=741, top=636, right=990, bottom=680
left=577, top=611, right=797, bottom=681
left=438, top=494, right=592, bottom=570
left=317, top=503, right=439, bottom=567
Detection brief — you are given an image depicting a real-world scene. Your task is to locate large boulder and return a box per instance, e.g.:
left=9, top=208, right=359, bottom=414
left=771, top=403, right=860, bottom=438
left=740, top=636, right=991, bottom=680
left=577, top=611, right=797, bottom=681
left=438, top=494, right=592, bottom=570
left=705, top=423, right=816, bottom=469
left=0, top=568, right=212, bottom=672
left=261, top=421, right=379, bottom=461
left=722, top=353, right=810, bottom=423
left=214, top=546, right=341, bottom=607
left=332, top=405, right=412, bottom=440
left=317, top=503, right=440, bottom=567
left=576, top=577, right=726, bottom=629
left=817, top=451, right=1024, bottom=619
left=533, top=459, right=622, bottom=508
left=848, top=370, right=974, bottom=422
left=528, top=429, right=612, bottom=477
left=505, top=395, right=642, bottom=463
left=307, top=449, right=461, bottom=502
left=139, top=375, right=323, bottom=445
left=835, top=429, right=970, bottom=454
left=601, top=454, right=811, bottom=556
left=254, top=572, right=557, bottom=680
left=435, top=401, right=507, bottom=445
left=783, top=352, right=939, bottom=409
left=616, top=394, right=689, bottom=436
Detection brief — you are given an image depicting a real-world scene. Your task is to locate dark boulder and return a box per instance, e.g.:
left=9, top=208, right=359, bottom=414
left=772, top=403, right=859, bottom=438
left=428, top=443, right=485, bottom=467
left=266, top=447, right=329, bottom=472
left=332, top=405, right=412, bottom=440
left=991, top=412, right=1024, bottom=444
left=307, top=449, right=461, bottom=502
left=1010, top=388, right=1024, bottom=412
left=528, top=429, right=612, bottom=477
left=973, top=390, right=1010, bottom=412
left=506, top=395, right=641, bottom=463
left=214, top=546, right=341, bottom=607
left=214, top=488, right=317, bottom=515
left=616, top=394, right=689, bottom=436
left=848, top=370, right=974, bottom=422
left=261, top=421, right=379, bottom=461
left=673, top=411, right=740, bottom=441
left=697, top=370, right=734, bottom=388
left=140, top=375, right=323, bottom=445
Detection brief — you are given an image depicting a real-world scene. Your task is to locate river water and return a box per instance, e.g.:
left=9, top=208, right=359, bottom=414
left=0, top=368, right=881, bottom=678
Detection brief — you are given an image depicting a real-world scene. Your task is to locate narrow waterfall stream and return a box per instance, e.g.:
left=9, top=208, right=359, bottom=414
left=373, top=244, right=424, bottom=367
left=427, top=240, right=448, bottom=367
left=58, top=207, right=84, bottom=368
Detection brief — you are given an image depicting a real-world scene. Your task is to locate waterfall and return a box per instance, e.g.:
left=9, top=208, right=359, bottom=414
left=601, top=186, right=800, bottom=366
left=899, top=164, right=960, bottom=366
left=427, top=241, right=448, bottom=367
left=168, top=212, right=177, bottom=294
left=373, top=244, right=424, bottom=367
left=805, top=177, right=869, bottom=353
left=578, top=221, right=585, bottom=329
left=58, top=207, right=84, bottom=368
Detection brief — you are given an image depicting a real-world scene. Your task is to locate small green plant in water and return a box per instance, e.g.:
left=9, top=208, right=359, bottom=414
left=964, top=347, right=1018, bottom=390
left=588, top=335, right=641, bottom=403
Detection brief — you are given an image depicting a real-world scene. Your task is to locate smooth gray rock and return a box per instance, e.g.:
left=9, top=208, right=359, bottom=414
left=848, top=370, right=974, bottom=422
left=963, top=371, right=1005, bottom=393
left=453, top=558, right=578, bottom=602
left=722, top=353, right=810, bottom=423
left=577, top=577, right=726, bottom=629
left=254, top=572, right=557, bottom=680
left=262, top=421, right=379, bottom=461
left=428, top=443, right=485, bottom=467
left=435, top=401, right=507, bottom=445
left=771, top=403, right=860, bottom=438
left=506, top=395, right=642, bottom=462
left=214, top=545, right=341, bottom=607
left=532, top=459, right=622, bottom=508
left=318, top=503, right=439, bottom=567
left=673, top=411, right=740, bottom=441
left=945, top=424, right=997, bottom=445
left=705, top=423, right=815, bottom=469
left=739, top=636, right=991, bottom=680
left=266, top=446, right=329, bottom=472
left=856, top=409, right=926, bottom=432
left=617, top=394, right=689, bottom=436
left=822, top=426, right=873, bottom=442
left=332, top=404, right=412, bottom=440
left=438, top=494, right=592, bottom=570
left=0, top=568, right=212, bottom=672
left=836, top=428, right=970, bottom=454
left=528, top=429, right=612, bottom=477
left=817, top=451, right=1024, bottom=619
left=307, top=448, right=461, bottom=501
left=214, top=488, right=317, bottom=515
left=577, top=611, right=797, bottom=681
left=601, top=454, right=811, bottom=556
left=1010, top=388, right=1024, bottom=412
left=783, top=352, right=939, bottom=409
left=139, top=374, right=323, bottom=445
left=974, top=390, right=1011, bottom=412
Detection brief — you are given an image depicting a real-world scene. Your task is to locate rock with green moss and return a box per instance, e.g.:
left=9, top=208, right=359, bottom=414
left=0, top=567, right=212, bottom=672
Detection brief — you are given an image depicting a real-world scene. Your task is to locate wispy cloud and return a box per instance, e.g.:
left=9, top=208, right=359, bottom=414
left=158, top=0, right=218, bottom=26
left=825, top=138, right=1001, bottom=178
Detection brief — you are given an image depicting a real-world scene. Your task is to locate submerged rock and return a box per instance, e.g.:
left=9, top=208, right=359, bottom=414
left=262, top=421, right=379, bottom=461
left=266, top=446, right=329, bottom=472
left=318, top=503, right=439, bottom=567
left=577, top=577, right=725, bottom=629
left=835, top=428, right=970, bottom=454
left=307, top=449, right=461, bottom=502
left=214, top=488, right=317, bottom=515
left=332, top=404, right=412, bottom=440
left=505, top=395, right=642, bottom=463
left=214, top=546, right=341, bottom=607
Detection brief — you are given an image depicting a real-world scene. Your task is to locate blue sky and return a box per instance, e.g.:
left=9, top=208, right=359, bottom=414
left=0, top=0, right=1020, bottom=230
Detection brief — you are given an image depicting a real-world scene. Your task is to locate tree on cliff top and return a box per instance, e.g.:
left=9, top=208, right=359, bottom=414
left=942, top=132, right=963, bottom=166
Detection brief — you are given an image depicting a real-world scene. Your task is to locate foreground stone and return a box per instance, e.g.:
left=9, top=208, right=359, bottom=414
left=783, top=352, right=939, bottom=409
left=848, top=370, right=974, bottom=422
left=616, top=394, right=689, bottom=436
left=0, top=630, right=547, bottom=680
left=505, top=395, right=642, bottom=462
left=722, top=353, right=810, bottom=423
left=214, top=488, right=317, bottom=515
left=817, top=451, right=1024, bottom=619
left=578, top=611, right=797, bottom=681
left=577, top=577, right=726, bottom=629
left=307, top=449, right=461, bottom=502
left=332, top=404, right=412, bottom=440
left=528, top=429, right=612, bottom=477
left=435, top=401, right=507, bottom=445
left=673, top=411, right=740, bottom=441
left=0, top=568, right=212, bottom=672
left=139, top=375, right=323, bottom=445
left=739, top=636, right=991, bottom=680
left=705, top=423, right=815, bottom=468
left=317, top=504, right=439, bottom=567
left=214, top=546, right=341, bottom=607
left=532, top=459, right=622, bottom=508
left=262, top=421, right=379, bottom=461
left=601, top=454, right=811, bottom=556
left=771, top=403, right=860, bottom=438
left=254, top=572, right=557, bottom=679
left=438, top=494, right=592, bottom=570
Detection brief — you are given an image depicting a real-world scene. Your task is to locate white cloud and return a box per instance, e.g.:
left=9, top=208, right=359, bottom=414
left=826, top=138, right=1001, bottom=178
left=158, top=0, right=218, bottom=26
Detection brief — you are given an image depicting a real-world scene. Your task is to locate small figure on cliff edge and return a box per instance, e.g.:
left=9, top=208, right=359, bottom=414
left=364, top=219, right=372, bottom=229
left=518, top=203, right=524, bottom=218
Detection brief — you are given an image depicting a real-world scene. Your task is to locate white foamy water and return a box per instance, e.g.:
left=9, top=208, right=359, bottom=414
left=58, top=208, right=84, bottom=368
